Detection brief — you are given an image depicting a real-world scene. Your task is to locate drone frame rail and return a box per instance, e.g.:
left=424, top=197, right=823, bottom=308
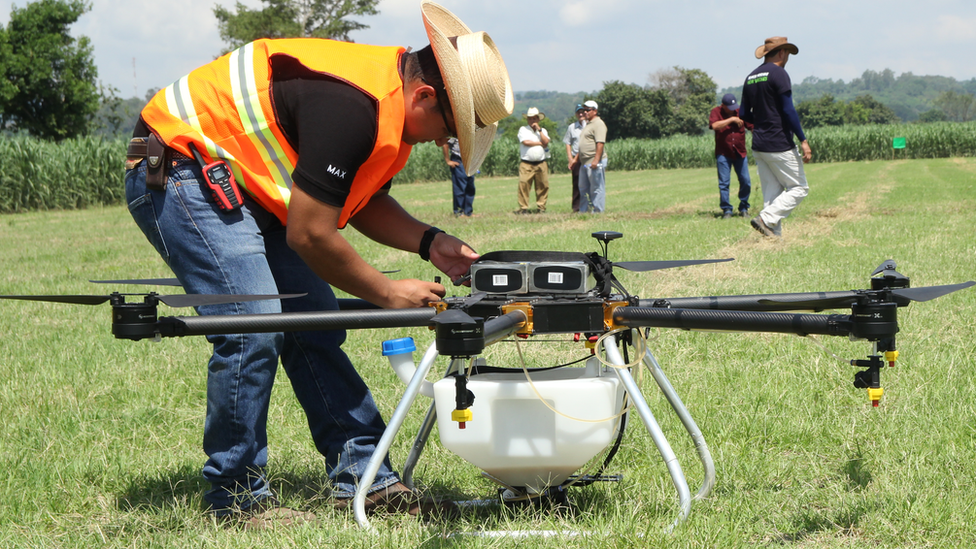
left=350, top=311, right=713, bottom=534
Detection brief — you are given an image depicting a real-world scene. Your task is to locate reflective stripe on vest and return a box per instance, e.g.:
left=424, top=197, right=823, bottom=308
left=140, top=39, right=409, bottom=227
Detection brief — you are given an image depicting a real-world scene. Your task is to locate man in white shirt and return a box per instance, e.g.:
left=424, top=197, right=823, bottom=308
left=516, top=107, right=550, bottom=214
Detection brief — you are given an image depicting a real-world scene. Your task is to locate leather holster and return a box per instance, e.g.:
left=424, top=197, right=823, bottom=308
left=144, top=134, right=168, bottom=191
left=126, top=135, right=169, bottom=191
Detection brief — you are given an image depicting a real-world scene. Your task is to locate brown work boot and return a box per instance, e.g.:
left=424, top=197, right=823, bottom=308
left=333, top=482, right=458, bottom=518
left=751, top=216, right=776, bottom=237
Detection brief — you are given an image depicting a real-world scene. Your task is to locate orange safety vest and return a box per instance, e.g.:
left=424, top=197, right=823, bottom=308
left=140, top=39, right=411, bottom=228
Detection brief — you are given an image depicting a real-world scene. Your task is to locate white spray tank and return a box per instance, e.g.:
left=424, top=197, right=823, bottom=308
left=383, top=336, right=626, bottom=494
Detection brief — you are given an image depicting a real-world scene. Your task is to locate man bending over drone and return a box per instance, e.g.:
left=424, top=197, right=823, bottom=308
left=123, top=1, right=512, bottom=528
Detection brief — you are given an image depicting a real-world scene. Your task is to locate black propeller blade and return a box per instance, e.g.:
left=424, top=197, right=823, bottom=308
left=158, top=293, right=308, bottom=308
left=614, top=258, right=734, bottom=272
left=871, top=259, right=903, bottom=278
left=0, top=293, right=307, bottom=308
left=890, top=281, right=975, bottom=302
left=754, top=293, right=859, bottom=311
left=0, top=295, right=114, bottom=305
left=754, top=282, right=974, bottom=309
left=90, top=278, right=182, bottom=286
left=431, top=306, right=480, bottom=325
left=91, top=272, right=401, bottom=287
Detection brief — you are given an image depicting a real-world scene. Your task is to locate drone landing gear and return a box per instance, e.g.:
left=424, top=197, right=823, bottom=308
left=498, top=486, right=571, bottom=512
left=485, top=473, right=623, bottom=513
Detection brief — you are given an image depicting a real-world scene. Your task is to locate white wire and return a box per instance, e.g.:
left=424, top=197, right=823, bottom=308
left=804, top=334, right=850, bottom=364
left=513, top=337, right=630, bottom=424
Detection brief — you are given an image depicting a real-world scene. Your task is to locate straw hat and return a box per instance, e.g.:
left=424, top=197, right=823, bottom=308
left=523, top=107, right=546, bottom=120
left=422, top=1, right=513, bottom=175
left=755, top=36, right=799, bottom=59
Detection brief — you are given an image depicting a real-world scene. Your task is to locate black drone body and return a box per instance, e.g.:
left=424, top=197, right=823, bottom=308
left=1, top=231, right=972, bottom=406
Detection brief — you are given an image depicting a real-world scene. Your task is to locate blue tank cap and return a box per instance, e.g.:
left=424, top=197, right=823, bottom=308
left=382, top=337, right=416, bottom=356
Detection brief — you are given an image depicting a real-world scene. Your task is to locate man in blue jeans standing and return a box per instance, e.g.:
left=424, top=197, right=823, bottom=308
left=708, top=93, right=752, bottom=218
left=577, top=100, right=608, bottom=213
left=443, top=137, right=475, bottom=216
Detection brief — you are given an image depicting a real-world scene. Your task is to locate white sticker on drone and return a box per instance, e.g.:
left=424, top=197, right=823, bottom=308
left=492, top=274, right=509, bottom=286
left=548, top=272, right=564, bottom=284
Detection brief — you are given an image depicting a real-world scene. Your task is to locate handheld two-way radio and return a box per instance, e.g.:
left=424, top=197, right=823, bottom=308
left=188, top=143, right=243, bottom=212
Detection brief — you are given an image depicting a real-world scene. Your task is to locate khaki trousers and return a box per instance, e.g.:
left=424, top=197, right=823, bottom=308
left=517, top=160, right=549, bottom=211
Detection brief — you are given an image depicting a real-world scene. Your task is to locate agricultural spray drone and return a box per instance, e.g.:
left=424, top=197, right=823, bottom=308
left=3, top=231, right=972, bottom=531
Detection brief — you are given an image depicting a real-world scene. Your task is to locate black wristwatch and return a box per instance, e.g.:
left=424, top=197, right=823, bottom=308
left=419, top=226, right=444, bottom=261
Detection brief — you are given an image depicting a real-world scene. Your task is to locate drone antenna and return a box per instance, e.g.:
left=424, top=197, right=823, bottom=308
left=591, top=231, right=623, bottom=260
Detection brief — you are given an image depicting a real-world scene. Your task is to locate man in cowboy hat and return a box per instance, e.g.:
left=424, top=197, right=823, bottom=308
left=515, top=107, right=551, bottom=213
left=123, top=1, right=512, bottom=527
left=739, top=36, right=811, bottom=237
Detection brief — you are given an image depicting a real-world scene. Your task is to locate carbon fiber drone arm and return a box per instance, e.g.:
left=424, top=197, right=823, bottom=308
left=148, top=308, right=437, bottom=339
left=638, top=291, right=861, bottom=312
left=613, top=307, right=856, bottom=337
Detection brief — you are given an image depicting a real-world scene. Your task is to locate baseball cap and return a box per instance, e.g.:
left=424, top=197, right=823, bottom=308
left=721, top=93, right=738, bottom=110
left=575, top=103, right=584, bottom=112
left=583, top=100, right=598, bottom=110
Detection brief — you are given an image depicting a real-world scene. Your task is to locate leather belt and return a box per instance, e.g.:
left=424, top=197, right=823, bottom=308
left=126, top=135, right=191, bottom=191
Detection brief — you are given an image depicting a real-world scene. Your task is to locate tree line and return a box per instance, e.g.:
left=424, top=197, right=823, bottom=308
left=2, top=0, right=974, bottom=144
left=0, top=0, right=381, bottom=142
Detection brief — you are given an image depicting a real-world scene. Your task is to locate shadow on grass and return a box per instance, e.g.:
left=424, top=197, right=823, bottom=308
left=770, top=498, right=875, bottom=544
left=115, top=465, right=334, bottom=514
left=842, top=451, right=873, bottom=491
left=413, top=481, right=624, bottom=547
left=115, top=465, right=628, bottom=539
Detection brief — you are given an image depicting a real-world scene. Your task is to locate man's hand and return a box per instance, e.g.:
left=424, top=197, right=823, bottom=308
left=446, top=160, right=460, bottom=168
left=428, top=232, right=479, bottom=283
left=385, top=279, right=446, bottom=309
left=800, top=140, right=812, bottom=163
left=710, top=117, right=742, bottom=131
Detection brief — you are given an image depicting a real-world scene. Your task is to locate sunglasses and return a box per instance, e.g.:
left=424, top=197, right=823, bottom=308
left=422, top=76, right=457, bottom=138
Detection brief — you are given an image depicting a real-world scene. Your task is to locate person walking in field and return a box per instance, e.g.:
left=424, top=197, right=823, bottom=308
left=739, top=36, right=812, bottom=237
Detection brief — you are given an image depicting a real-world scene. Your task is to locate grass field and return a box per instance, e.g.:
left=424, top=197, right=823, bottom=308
left=0, top=158, right=974, bottom=548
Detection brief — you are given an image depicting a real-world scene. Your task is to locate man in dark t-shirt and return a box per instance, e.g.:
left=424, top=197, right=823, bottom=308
left=708, top=93, right=753, bottom=218
left=123, top=2, right=513, bottom=527
left=739, top=36, right=812, bottom=237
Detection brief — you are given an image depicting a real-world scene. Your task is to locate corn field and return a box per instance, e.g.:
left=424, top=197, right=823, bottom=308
left=0, top=135, right=126, bottom=213
left=1, top=121, right=974, bottom=213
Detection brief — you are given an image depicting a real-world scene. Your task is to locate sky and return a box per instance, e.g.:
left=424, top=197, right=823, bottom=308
left=2, top=0, right=976, bottom=100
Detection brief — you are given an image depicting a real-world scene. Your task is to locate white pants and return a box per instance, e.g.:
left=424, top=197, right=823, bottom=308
left=754, top=148, right=809, bottom=236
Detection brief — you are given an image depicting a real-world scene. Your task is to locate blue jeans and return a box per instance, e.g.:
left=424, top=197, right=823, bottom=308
left=578, top=158, right=606, bottom=213
left=450, top=161, right=475, bottom=215
left=124, top=157, right=400, bottom=513
left=716, top=154, right=751, bottom=213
